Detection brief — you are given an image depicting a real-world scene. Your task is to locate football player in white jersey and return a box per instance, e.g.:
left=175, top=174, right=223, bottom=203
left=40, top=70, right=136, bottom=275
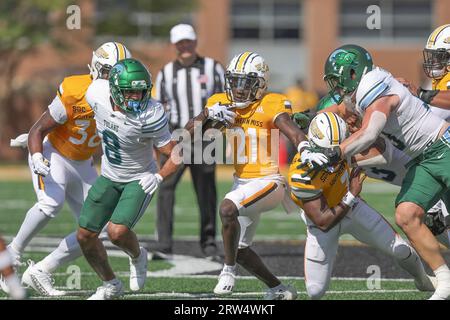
left=390, top=25, right=450, bottom=244
left=322, top=44, right=450, bottom=300
left=2, top=42, right=131, bottom=297
left=78, top=58, right=178, bottom=300
left=316, top=84, right=450, bottom=249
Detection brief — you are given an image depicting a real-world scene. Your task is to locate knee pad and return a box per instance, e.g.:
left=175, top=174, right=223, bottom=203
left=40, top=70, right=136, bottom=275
left=392, top=236, right=413, bottom=261
left=37, top=200, right=64, bottom=218
left=306, top=283, right=326, bottom=300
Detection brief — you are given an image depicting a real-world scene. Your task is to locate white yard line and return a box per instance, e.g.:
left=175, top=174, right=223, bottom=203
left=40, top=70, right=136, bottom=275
left=0, top=289, right=419, bottom=300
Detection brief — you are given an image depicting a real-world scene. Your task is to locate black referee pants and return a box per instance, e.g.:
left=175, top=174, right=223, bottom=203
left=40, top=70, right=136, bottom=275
left=156, top=154, right=217, bottom=251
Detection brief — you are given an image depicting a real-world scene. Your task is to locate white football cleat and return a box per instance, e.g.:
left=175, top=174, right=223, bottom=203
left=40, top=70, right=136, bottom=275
left=22, top=261, right=66, bottom=296
left=264, top=284, right=298, bottom=300
left=129, top=247, right=148, bottom=291
left=214, top=270, right=236, bottom=295
left=88, top=280, right=124, bottom=300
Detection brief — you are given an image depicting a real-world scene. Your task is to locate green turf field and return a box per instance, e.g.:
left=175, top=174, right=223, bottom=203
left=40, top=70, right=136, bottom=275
left=2, top=178, right=429, bottom=300
left=0, top=179, right=402, bottom=240
left=0, top=252, right=430, bottom=300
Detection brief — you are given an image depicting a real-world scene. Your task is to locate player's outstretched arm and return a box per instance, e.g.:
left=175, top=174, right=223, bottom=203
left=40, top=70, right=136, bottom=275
left=423, top=90, right=450, bottom=109
left=339, top=95, right=398, bottom=158
left=28, top=110, right=60, bottom=155
left=302, top=168, right=366, bottom=232
left=274, top=112, right=307, bottom=147
left=184, top=109, right=209, bottom=137
left=156, top=140, right=179, bottom=179
left=397, top=77, right=450, bottom=109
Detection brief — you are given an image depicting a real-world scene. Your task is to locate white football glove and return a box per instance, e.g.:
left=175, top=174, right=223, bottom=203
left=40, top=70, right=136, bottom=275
left=298, top=141, right=329, bottom=168
left=31, top=152, right=50, bottom=177
left=207, top=103, right=236, bottom=125
left=10, top=133, right=29, bottom=148
left=139, top=173, right=163, bottom=195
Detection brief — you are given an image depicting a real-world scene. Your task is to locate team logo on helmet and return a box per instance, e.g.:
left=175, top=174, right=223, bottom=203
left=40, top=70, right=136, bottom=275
left=94, top=47, right=109, bottom=59
left=309, top=120, right=324, bottom=140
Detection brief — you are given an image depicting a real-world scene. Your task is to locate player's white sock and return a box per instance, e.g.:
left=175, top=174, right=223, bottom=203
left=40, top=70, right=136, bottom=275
left=434, top=265, right=450, bottom=282
left=104, top=278, right=120, bottom=286
left=35, top=232, right=82, bottom=273
left=223, top=264, right=236, bottom=273
left=11, top=204, right=51, bottom=253
left=432, top=264, right=450, bottom=299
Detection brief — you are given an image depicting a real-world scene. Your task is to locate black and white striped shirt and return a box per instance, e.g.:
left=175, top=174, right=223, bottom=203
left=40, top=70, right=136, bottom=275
left=154, top=56, right=225, bottom=128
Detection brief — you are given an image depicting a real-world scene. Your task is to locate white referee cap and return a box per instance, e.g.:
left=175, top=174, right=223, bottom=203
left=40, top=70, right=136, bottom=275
left=170, top=24, right=197, bottom=44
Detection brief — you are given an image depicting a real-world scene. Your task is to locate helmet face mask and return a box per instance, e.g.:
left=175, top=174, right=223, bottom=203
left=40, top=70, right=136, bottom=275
left=423, top=48, right=450, bottom=79
left=225, top=52, right=269, bottom=108
left=109, top=59, right=152, bottom=115
left=225, top=71, right=264, bottom=106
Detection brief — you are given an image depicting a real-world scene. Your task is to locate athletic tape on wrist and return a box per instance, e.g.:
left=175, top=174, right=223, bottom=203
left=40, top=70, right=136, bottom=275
left=342, top=191, right=356, bottom=207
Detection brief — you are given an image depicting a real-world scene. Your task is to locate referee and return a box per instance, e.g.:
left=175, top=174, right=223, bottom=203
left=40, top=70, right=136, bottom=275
left=152, top=24, right=225, bottom=259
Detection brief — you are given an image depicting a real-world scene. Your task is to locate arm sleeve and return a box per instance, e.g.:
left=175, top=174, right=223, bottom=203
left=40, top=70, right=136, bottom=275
left=344, top=111, right=387, bottom=157
left=48, top=95, right=67, bottom=124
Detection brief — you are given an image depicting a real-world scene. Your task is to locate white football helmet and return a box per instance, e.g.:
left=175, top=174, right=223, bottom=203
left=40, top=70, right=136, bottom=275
left=88, top=42, right=132, bottom=80
left=308, top=112, right=348, bottom=150
left=225, top=51, right=269, bottom=108
left=423, top=24, right=450, bottom=79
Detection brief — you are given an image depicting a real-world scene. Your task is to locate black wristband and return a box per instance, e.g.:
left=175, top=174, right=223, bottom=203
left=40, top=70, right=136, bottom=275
left=417, top=88, right=440, bottom=104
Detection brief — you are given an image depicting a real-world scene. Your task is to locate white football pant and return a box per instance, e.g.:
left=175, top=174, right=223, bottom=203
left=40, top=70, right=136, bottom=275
left=225, top=174, right=286, bottom=249
left=303, top=199, right=429, bottom=299
left=10, top=139, right=97, bottom=263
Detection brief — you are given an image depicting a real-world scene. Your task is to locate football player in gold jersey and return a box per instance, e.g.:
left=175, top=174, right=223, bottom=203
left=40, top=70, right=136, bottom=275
left=397, top=24, right=450, bottom=109
left=183, top=51, right=329, bottom=299
left=2, top=42, right=131, bottom=296
left=288, top=112, right=435, bottom=299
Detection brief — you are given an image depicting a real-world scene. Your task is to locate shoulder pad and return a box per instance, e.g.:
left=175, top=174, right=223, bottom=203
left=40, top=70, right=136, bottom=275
left=205, top=93, right=230, bottom=108
left=356, top=67, right=391, bottom=112
left=142, top=101, right=168, bottom=133
left=86, top=79, right=109, bottom=107
left=59, top=74, right=92, bottom=105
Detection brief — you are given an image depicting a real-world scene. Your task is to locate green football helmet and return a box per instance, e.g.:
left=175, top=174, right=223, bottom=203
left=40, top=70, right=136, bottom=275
left=323, top=44, right=374, bottom=98
left=315, top=93, right=342, bottom=112
left=109, top=58, right=152, bottom=114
